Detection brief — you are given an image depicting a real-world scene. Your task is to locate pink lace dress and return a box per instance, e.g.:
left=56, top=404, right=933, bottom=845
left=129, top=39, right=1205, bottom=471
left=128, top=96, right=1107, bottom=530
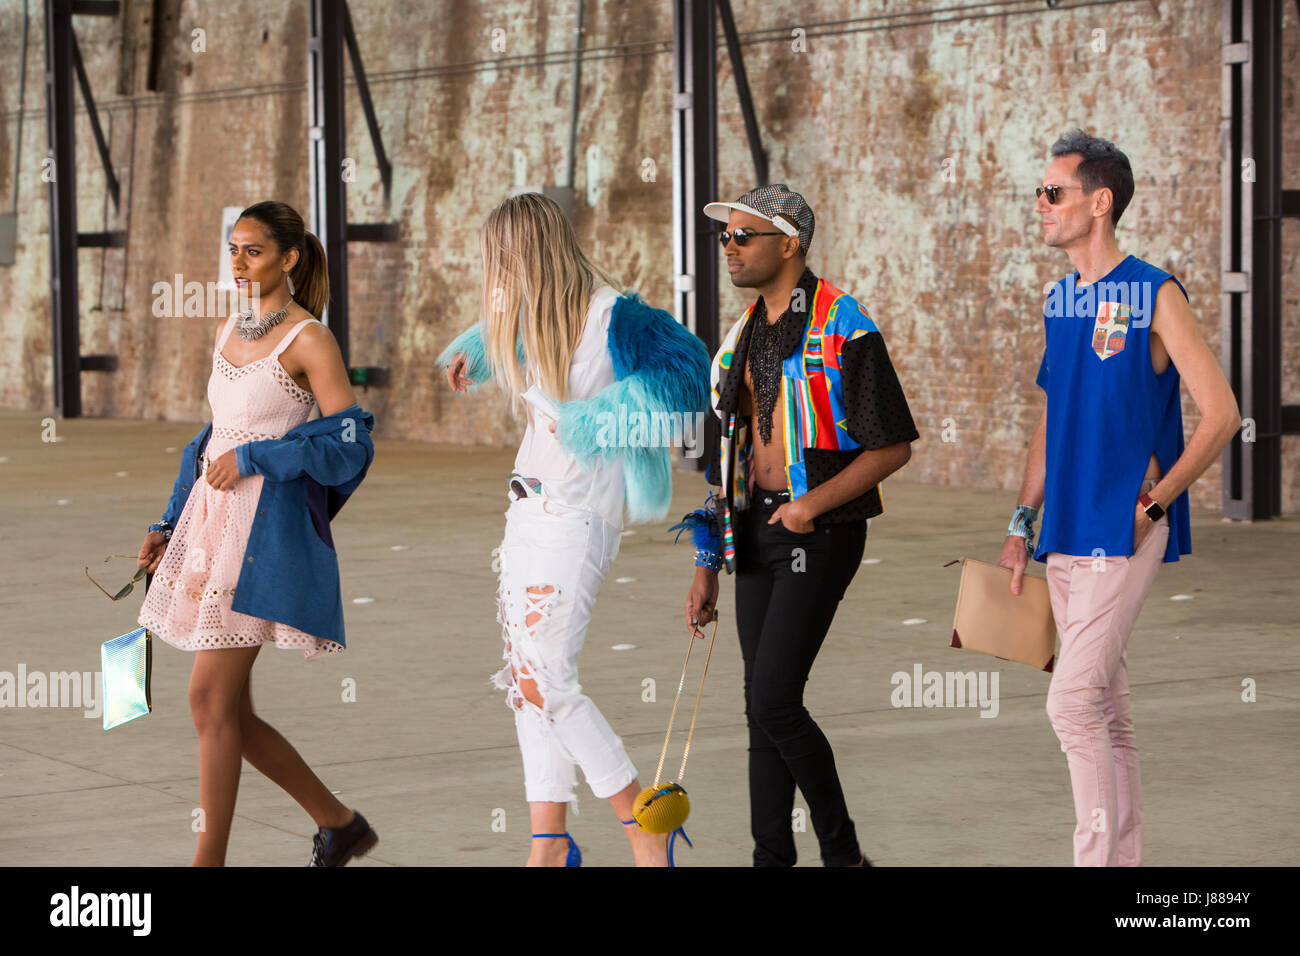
left=138, top=315, right=344, bottom=659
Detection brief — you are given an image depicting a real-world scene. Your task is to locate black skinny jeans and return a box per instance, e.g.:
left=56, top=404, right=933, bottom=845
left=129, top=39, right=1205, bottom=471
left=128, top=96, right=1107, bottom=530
left=734, top=490, right=867, bottom=866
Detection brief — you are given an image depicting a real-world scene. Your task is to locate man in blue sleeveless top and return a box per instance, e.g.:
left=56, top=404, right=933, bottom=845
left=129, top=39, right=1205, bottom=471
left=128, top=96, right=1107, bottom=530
left=998, top=130, right=1241, bottom=866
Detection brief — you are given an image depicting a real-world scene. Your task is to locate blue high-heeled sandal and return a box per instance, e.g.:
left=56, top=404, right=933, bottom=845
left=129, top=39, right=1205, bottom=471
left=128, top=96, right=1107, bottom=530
left=531, top=832, right=581, bottom=867
left=668, top=827, right=692, bottom=867
left=622, top=819, right=692, bottom=867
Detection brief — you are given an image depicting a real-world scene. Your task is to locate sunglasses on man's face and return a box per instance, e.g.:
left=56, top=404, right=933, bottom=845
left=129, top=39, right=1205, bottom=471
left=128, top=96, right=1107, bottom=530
left=718, top=228, right=788, bottom=248
left=1035, top=184, right=1083, bottom=205
left=85, top=554, right=149, bottom=601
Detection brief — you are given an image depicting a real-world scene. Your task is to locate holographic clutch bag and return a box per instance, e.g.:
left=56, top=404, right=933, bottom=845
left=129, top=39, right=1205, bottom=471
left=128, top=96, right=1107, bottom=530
left=101, top=626, right=152, bottom=730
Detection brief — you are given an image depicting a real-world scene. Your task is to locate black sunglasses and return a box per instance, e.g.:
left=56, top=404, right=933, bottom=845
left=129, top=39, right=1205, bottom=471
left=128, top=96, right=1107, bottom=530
left=1035, top=184, right=1083, bottom=205
left=85, top=554, right=149, bottom=601
left=718, top=228, right=788, bottom=248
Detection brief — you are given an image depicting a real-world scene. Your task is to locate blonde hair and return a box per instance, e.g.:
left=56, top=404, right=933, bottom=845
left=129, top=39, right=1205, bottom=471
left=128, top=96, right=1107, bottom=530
left=480, top=193, right=621, bottom=413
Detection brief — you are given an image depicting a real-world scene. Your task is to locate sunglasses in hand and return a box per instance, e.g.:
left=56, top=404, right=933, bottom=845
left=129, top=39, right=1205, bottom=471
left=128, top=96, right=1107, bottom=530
left=85, top=554, right=149, bottom=601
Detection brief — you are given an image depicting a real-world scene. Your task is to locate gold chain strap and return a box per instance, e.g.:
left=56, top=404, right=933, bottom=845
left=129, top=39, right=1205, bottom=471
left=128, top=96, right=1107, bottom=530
left=652, top=617, right=720, bottom=786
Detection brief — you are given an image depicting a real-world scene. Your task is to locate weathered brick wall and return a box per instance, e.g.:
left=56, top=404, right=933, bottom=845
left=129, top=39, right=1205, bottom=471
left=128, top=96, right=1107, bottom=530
left=0, top=0, right=1293, bottom=513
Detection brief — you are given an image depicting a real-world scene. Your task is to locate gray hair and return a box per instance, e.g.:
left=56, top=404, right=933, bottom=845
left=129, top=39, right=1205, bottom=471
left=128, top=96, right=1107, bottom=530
left=1050, top=128, right=1135, bottom=226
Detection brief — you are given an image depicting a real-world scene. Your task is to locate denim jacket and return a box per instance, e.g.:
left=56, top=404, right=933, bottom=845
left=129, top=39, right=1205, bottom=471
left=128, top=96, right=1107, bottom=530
left=151, top=404, right=376, bottom=647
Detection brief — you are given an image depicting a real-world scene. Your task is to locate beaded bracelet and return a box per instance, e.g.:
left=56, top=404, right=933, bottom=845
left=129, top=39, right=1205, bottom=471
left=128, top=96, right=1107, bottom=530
left=148, top=521, right=173, bottom=541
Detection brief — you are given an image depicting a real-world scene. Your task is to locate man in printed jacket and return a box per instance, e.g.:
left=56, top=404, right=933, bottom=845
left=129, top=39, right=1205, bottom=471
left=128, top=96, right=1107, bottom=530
left=682, top=184, right=920, bottom=866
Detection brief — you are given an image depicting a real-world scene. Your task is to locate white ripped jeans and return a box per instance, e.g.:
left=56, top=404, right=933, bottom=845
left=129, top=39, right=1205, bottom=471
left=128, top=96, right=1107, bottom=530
left=493, top=494, right=638, bottom=804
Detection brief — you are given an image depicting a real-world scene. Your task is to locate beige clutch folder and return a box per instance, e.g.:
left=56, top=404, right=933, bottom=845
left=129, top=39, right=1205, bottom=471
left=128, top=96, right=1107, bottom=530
left=948, top=557, right=1057, bottom=672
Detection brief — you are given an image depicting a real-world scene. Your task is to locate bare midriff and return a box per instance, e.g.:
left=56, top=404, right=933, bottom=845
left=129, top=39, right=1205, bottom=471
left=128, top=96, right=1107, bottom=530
left=741, top=353, right=789, bottom=494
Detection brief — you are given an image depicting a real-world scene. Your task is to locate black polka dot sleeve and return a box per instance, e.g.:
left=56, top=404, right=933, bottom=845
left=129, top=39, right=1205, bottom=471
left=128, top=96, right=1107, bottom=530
left=839, top=331, right=920, bottom=450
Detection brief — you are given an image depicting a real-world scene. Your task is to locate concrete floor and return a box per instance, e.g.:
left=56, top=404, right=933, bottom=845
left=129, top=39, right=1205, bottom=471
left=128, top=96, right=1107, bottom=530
left=0, top=408, right=1296, bottom=866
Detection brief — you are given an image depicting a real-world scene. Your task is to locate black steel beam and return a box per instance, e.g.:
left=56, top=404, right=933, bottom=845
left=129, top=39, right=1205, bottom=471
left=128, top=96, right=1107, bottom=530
left=1250, top=0, right=1283, bottom=518
left=80, top=354, right=118, bottom=371
left=71, top=0, right=119, bottom=13
left=691, top=0, right=718, bottom=374
left=672, top=0, right=720, bottom=470
left=77, top=231, right=127, bottom=247
left=672, top=0, right=719, bottom=354
left=1282, top=404, right=1300, bottom=435
left=349, top=366, right=390, bottom=389
left=340, top=0, right=392, bottom=200
left=1220, top=0, right=1283, bottom=520
left=70, top=32, right=120, bottom=210
left=145, top=0, right=163, bottom=91
left=310, top=0, right=397, bottom=381
left=716, top=0, right=767, bottom=187
left=46, top=0, right=81, bottom=417
left=347, top=222, right=399, bottom=242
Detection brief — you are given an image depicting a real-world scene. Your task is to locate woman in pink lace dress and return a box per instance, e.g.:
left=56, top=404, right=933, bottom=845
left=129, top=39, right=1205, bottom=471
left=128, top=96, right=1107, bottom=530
left=135, top=201, right=377, bottom=867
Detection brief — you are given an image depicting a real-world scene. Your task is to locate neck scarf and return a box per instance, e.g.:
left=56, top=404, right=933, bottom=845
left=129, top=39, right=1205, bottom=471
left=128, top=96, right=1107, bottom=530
left=749, top=267, right=818, bottom=444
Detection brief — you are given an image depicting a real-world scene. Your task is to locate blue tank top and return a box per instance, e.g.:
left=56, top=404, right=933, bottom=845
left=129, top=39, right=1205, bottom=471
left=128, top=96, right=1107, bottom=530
left=1033, top=254, right=1191, bottom=564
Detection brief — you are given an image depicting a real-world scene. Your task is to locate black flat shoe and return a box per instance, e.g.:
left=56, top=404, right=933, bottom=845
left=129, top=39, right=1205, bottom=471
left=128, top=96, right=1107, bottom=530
left=307, top=810, right=378, bottom=867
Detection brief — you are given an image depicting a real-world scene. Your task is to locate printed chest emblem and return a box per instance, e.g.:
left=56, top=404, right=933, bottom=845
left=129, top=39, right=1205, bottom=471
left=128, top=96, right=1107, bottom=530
left=1091, top=301, right=1131, bottom=360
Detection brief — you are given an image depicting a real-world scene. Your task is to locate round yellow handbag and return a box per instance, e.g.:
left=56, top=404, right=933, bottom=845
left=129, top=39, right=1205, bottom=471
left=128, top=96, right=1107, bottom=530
left=631, top=618, right=719, bottom=840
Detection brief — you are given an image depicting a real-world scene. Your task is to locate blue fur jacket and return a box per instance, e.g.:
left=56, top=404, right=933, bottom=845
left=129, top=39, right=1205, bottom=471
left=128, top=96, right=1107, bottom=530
left=435, top=292, right=710, bottom=524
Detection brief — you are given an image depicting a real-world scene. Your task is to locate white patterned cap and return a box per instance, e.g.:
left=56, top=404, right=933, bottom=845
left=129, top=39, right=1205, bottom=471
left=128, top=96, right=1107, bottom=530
left=704, top=183, right=815, bottom=256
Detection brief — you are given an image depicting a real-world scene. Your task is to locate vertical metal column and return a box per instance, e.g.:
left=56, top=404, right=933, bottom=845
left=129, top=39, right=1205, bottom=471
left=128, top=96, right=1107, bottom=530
left=672, top=0, right=719, bottom=468
left=45, top=0, right=81, bottom=417
left=672, top=0, right=718, bottom=354
left=308, top=0, right=350, bottom=365
left=44, top=0, right=126, bottom=417
left=1221, top=0, right=1283, bottom=520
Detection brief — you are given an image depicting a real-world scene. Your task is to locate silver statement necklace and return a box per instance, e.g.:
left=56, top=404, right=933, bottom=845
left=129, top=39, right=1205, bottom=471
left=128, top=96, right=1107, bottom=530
left=236, top=302, right=291, bottom=341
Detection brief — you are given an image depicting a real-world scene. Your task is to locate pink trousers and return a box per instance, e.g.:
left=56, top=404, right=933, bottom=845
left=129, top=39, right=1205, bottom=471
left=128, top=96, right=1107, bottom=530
left=1044, top=514, right=1169, bottom=867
